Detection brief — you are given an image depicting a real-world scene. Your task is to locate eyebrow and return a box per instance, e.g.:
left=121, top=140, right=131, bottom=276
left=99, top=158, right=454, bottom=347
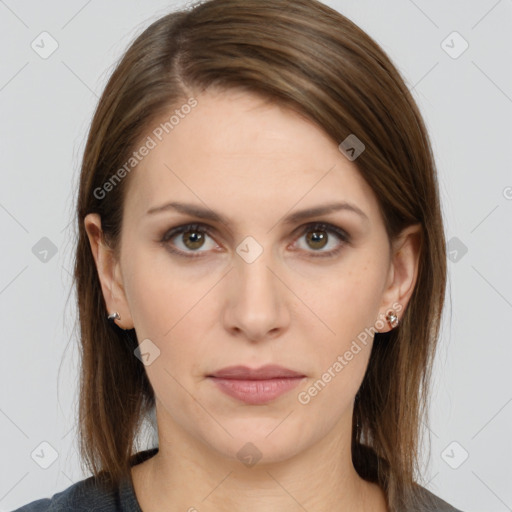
left=146, top=201, right=369, bottom=226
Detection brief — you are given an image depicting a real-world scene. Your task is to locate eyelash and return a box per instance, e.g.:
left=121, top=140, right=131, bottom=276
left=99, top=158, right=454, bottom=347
left=160, top=221, right=350, bottom=259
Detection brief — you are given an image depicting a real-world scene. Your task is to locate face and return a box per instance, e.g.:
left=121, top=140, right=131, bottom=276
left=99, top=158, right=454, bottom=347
left=86, top=88, right=419, bottom=466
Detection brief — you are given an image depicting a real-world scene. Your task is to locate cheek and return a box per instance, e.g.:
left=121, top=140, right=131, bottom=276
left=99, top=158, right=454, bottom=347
left=122, top=244, right=211, bottom=339
left=292, top=255, right=385, bottom=395
left=121, top=255, right=219, bottom=435
left=122, top=250, right=216, bottom=386
left=294, top=268, right=381, bottom=413
left=295, top=256, right=385, bottom=341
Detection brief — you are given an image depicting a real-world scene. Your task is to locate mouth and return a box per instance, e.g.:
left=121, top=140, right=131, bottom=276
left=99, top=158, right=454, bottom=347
left=207, top=364, right=306, bottom=405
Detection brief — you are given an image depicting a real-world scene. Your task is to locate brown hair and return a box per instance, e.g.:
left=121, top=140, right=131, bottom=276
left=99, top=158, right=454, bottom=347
left=74, top=1, right=447, bottom=510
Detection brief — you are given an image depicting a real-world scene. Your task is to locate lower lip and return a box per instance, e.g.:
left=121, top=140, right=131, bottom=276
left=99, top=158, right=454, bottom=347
left=208, top=377, right=305, bottom=405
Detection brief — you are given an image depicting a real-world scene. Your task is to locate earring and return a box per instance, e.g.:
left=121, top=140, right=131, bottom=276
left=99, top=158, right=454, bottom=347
left=107, top=312, right=136, bottom=346
left=386, top=310, right=399, bottom=329
left=107, top=311, right=125, bottom=330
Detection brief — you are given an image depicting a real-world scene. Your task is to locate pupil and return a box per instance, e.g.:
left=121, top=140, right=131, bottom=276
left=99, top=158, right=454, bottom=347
left=185, top=231, right=204, bottom=249
left=308, top=230, right=327, bottom=249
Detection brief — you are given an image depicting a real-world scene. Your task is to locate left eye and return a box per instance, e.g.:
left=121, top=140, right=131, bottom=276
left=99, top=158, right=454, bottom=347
left=293, top=222, right=350, bottom=257
left=160, top=222, right=350, bottom=258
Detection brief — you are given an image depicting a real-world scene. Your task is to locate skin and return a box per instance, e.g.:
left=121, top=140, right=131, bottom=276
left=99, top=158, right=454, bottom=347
left=85, top=87, right=421, bottom=512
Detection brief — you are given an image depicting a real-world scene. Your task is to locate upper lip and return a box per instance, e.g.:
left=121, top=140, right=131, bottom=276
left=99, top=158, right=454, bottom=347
left=208, top=364, right=305, bottom=380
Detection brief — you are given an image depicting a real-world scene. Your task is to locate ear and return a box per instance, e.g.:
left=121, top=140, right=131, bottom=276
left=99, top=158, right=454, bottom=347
left=84, top=213, right=134, bottom=330
left=378, top=223, right=422, bottom=333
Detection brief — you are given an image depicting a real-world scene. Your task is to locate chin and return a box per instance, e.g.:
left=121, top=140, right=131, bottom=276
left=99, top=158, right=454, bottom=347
left=196, top=418, right=313, bottom=468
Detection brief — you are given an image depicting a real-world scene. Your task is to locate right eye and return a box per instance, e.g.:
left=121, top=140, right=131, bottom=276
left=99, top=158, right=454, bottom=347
left=160, top=222, right=220, bottom=258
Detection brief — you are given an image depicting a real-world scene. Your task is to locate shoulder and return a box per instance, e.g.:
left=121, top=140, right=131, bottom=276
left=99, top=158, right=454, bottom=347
left=12, top=448, right=157, bottom=512
left=11, top=475, right=124, bottom=512
left=11, top=466, right=150, bottom=512
left=413, top=483, right=464, bottom=512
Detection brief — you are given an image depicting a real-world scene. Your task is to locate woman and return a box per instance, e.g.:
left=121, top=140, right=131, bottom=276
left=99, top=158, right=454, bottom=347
left=15, top=0, right=463, bottom=510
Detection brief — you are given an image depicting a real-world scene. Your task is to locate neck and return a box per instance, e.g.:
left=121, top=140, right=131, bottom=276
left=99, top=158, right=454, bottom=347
left=132, top=410, right=387, bottom=511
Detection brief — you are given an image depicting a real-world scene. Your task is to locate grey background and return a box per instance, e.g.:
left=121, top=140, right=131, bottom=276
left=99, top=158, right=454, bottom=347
left=1, top=1, right=511, bottom=510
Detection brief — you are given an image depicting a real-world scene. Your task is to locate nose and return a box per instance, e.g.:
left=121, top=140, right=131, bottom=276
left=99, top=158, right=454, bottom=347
left=222, top=246, right=291, bottom=343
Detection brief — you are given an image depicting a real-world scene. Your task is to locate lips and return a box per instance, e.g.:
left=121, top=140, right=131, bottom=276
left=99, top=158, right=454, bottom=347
left=208, top=364, right=305, bottom=380
left=207, top=365, right=306, bottom=405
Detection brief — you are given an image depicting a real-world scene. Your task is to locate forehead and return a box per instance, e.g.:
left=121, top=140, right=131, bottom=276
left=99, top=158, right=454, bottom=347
left=123, top=88, right=381, bottom=228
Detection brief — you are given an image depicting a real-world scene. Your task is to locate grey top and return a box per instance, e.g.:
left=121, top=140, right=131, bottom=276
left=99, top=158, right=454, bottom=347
left=12, top=448, right=463, bottom=511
